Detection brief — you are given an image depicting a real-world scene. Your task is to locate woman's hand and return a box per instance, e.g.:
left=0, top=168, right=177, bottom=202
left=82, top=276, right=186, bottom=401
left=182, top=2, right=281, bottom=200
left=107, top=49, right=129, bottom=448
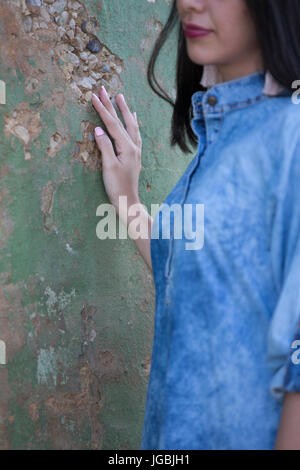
left=92, top=87, right=142, bottom=214
left=92, top=87, right=153, bottom=272
left=275, top=391, right=300, bottom=449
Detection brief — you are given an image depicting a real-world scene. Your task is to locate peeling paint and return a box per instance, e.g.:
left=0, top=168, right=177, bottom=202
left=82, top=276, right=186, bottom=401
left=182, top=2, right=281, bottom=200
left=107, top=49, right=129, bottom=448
left=47, top=132, right=66, bottom=158
left=37, top=346, right=58, bottom=387
left=65, top=243, right=76, bottom=254
left=4, top=103, right=42, bottom=156
left=72, top=120, right=102, bottom=170
left=43, top=286, right=76, bottom=316
left=40, top=181, right=57, bottom=233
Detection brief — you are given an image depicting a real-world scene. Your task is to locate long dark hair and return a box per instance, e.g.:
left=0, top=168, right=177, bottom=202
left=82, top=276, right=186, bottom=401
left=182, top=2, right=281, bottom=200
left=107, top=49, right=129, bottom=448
left=147, top=0, right=300, bottom=154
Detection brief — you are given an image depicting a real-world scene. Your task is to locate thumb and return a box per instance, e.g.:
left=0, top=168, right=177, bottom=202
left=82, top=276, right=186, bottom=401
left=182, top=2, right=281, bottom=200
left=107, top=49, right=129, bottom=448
left=94, top=126, right=118, bottom=167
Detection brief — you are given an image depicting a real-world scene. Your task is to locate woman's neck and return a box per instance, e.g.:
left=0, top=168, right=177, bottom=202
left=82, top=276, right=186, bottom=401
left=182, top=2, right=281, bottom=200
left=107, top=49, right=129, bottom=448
left=215, top=53, right=264, bottom=83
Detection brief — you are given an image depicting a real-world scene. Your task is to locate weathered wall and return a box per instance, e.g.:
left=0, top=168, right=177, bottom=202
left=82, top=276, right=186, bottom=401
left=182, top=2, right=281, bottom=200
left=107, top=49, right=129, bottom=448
left=0, top=0, right=192, bottom=449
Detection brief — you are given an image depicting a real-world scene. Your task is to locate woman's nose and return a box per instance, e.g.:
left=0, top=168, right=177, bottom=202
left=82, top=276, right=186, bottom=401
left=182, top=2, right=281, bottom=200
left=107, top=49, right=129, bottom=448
left=178, top=0, right=206, bottom=14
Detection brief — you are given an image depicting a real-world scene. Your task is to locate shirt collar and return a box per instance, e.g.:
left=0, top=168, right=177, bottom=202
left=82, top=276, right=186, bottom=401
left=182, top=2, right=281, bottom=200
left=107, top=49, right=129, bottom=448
left=199, top=64, right=285, bottom=96
left=191, top=70, right=289, bottom=117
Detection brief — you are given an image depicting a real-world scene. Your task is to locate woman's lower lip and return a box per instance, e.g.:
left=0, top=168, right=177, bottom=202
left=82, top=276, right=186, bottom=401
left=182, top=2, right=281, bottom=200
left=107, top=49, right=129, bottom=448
left=184, top=29, right=212, bottom=38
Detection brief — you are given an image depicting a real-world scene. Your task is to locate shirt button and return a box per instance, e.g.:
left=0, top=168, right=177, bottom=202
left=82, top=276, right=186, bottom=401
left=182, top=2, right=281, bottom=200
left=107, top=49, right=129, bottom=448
left=207, top=95, right=218, bottom=106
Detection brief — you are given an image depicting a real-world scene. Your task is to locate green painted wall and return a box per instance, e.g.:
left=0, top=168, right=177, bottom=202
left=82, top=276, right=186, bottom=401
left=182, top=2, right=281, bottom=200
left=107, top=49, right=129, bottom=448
left=0, top=0, right=193, bottom=449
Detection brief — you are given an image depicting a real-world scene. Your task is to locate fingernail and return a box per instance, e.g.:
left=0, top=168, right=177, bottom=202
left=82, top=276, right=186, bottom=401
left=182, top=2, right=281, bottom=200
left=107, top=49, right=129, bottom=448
left=92, top=93, right=99, bottom=100
left=95, top=126, right=105, bottom=136
left=133, top=112, right=137, bottom=121
left=101, top=85, right=108, bottom=97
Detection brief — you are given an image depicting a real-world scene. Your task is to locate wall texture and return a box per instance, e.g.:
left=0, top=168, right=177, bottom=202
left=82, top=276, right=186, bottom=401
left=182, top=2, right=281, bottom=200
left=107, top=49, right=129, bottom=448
left=0, top=0, right=193, bottom=449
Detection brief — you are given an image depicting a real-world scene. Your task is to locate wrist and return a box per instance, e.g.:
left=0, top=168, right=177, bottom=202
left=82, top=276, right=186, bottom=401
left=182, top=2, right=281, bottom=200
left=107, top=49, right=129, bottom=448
left=115, top=194, right=142, bottom=223
left=115, top=194, right=140, bottom=212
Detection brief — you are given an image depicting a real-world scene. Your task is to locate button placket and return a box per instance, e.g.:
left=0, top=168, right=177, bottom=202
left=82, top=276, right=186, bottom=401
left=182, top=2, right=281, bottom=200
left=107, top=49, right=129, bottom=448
left=164, top=143, right=206, bottom=281
left=164, top=96, right=208, bottom=282
left=206, top=115, right=222, bottom=145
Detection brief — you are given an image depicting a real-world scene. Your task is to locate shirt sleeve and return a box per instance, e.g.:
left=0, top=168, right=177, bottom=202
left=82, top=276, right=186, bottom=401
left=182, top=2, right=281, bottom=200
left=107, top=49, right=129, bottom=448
left=267, top=128, right=300, bottom=401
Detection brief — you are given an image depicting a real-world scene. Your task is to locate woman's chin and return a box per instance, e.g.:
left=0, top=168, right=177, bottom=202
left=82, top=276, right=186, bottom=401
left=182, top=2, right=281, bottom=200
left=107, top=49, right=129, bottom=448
left=186, top=47, right=219, bottom=66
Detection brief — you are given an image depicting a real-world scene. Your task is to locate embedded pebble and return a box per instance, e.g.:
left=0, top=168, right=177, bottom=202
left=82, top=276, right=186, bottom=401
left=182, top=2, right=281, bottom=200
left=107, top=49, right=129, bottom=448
left=79, top=52, right=89, bottom=61
left=87, top=56, right=98, bottom=71
left=58, top=26, right=66, bottom=39
left=40, top=5, right=51, bottom=21
left=88, top=54, right=97, bottom=64
left=69, top=1, right=82, bottom=10
left=23, top=15, right=32, bottom=32
left=70, top=82, right=82, bottom=97
left=81, top=18, right=98, bottom=35
left=52, top=0, right=66, bottom=13
left=91, top=71, right=101, bottom=80
left=74, top=36, right=85, bottom=51
left=100, top=64, right=111, bottom=73
left=85, top=91, right=93, bottom=101
left=66, top=29, right=74, bottom=40
left=26, top=0, right=41, bottom=6
left=68, top=51, right=80, bottom=66
left=33, top=18, right=40, bottom=30
left=86, top=39, right=102, bottom=53
left=60, top=11, right=69, bottom=24
left=78, top=76, right=96, bottom=89
left=25, top=0, right=41, bottom=15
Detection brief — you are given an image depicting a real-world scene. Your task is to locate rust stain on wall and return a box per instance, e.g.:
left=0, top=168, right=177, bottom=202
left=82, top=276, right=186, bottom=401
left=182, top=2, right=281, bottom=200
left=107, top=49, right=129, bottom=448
left=0, top=278, right=28, bottom=449
left=26, top=303, right=108, bottom=449
left=40, top=181, right=58, bottom=233
left=73, top=120, right=102, bottom=170
left=4, top=103, right=42, bottom=158
left=47, top=132, right=67, bottom=158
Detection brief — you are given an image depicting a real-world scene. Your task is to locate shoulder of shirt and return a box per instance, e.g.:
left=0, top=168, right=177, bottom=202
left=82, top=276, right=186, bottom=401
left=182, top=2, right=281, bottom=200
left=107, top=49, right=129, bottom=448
left=276, top=97, right=300, bottom=169
left=279, top=96, right=300, bottom=139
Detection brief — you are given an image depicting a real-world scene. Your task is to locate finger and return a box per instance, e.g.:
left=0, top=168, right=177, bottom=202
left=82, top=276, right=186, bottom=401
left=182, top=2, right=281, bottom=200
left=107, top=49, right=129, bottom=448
left=98, top=86, right=118, bottom=120
left=94, top=126, right=120, bottom=169
left=130, top=111, right=142, bottom=148
left=115, top=94, right=138, bottom=143
left=92, top=93, right=131, bottom=151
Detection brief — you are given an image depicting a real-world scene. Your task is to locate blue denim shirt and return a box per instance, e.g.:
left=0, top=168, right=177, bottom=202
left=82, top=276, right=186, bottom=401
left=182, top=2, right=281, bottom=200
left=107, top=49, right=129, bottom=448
left=140, top=71, right=300, bottom=450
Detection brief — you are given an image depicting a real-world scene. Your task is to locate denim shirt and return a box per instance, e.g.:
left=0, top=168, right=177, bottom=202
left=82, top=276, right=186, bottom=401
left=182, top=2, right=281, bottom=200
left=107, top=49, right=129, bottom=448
left=140, top=71, right=300, bottom=450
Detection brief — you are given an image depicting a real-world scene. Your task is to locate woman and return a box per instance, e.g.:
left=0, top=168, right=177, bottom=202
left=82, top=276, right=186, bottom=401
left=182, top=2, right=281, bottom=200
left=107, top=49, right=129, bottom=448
left=91, top=0, right=300, bottom=450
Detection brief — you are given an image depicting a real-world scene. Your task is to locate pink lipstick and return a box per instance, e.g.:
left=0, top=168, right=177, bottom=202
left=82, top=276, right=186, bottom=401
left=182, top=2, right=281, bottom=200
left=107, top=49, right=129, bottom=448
left=183, top=22, right=213, bottom=39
